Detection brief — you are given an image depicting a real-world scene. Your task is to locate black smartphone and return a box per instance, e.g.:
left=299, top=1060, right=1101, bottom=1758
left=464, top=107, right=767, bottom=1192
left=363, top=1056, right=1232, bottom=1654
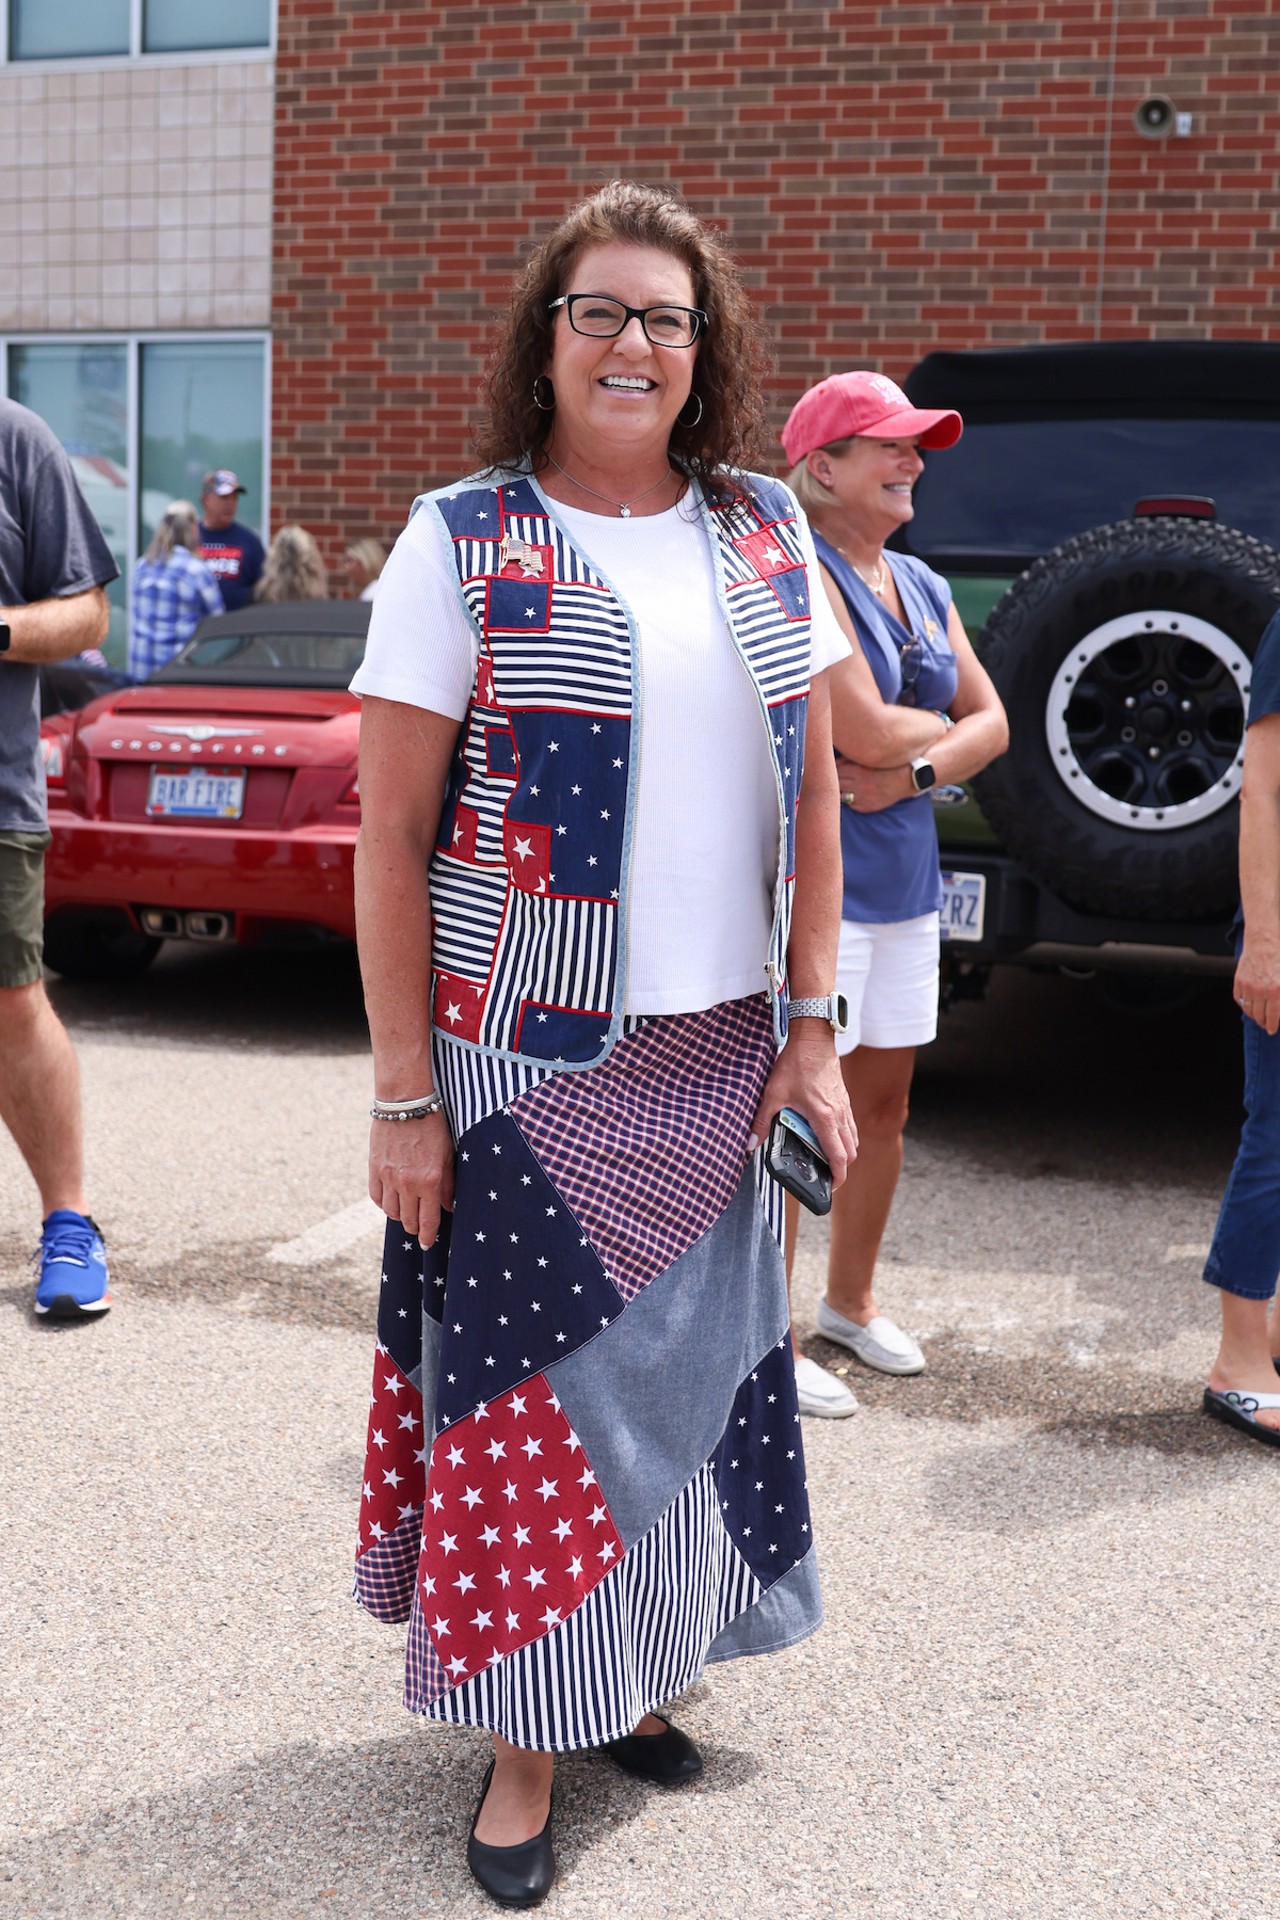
left=765, top=1106, right=833, bottom=1216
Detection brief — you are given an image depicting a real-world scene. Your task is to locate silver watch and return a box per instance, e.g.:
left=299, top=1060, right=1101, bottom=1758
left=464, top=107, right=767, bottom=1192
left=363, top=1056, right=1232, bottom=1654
left=785, top=992, right=849, bottom=1033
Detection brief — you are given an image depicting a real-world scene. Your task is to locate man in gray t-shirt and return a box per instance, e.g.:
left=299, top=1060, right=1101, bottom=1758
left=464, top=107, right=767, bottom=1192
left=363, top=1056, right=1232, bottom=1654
left=0, top=395, right=120, bottom=1317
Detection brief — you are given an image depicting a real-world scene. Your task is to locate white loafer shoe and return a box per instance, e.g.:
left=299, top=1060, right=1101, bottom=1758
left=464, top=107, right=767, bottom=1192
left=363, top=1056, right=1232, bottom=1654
left=815, top=1302, right=926, bottom=1376
left=794, top=1354, right=859, bottom=1418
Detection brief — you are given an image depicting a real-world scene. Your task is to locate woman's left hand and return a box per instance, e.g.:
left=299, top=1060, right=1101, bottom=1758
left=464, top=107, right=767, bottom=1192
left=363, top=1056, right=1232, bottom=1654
left=747, top=1027, right=858, bottom=1188
left=835, top=755, right=912, bottom=814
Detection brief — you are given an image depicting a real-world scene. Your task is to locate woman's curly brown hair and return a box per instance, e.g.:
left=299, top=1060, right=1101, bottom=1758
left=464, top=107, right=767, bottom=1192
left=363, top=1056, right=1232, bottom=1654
left=474, top=181, right=773, bottom=490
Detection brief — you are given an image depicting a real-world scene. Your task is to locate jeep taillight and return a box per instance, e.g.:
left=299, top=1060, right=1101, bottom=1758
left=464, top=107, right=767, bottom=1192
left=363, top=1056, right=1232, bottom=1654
left=1133, top=495, right=1216, bottom=520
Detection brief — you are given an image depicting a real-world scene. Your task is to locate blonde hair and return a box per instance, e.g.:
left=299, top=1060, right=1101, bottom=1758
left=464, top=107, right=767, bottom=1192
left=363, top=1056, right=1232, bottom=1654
left=344, top=538, right=386, bottom=582
left=785, top=440, right=856, bottom=518
left=144, top=500, right=201, bottom=564
left=254, top=525, right=329, bottom=603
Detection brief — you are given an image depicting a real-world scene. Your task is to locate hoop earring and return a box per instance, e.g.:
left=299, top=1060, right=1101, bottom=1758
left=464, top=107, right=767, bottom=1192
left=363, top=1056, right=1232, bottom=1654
left=532, top=376, right=556, bottom=413
left=677, top=391, right=704, bottom=429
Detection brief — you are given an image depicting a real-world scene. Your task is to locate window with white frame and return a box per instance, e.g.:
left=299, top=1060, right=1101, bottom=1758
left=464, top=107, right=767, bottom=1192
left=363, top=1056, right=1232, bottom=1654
left=4, top=334, right=269, bottom=664
left=7, top=0, right=271, bottom=61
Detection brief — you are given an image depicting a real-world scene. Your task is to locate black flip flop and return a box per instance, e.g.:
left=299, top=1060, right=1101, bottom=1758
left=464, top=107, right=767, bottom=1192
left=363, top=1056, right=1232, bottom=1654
left=1203, top=1386, right=1280, bottom=1448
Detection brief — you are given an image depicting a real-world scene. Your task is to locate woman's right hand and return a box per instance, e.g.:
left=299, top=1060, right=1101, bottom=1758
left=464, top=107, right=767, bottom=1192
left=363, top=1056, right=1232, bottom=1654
left=369, top=1112, right=456, bottom=1249
left=835, top=756, right=913, bottom=813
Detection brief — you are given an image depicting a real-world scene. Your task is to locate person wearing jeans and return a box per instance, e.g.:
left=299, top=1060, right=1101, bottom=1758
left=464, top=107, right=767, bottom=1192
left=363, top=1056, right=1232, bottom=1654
left=1203, top=608, right=1280, bottom=1446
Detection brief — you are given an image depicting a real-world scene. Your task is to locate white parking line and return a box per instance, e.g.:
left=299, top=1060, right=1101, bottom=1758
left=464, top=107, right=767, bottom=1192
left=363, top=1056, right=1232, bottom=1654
left=1163, top=1243, right=1210, bottom=1263
left=266, top=1197, right=385, bottom=1266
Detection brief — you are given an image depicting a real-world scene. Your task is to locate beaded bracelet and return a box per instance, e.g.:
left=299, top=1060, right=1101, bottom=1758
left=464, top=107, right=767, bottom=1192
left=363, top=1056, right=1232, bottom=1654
left=370, top=1091, right=445, bottom=1122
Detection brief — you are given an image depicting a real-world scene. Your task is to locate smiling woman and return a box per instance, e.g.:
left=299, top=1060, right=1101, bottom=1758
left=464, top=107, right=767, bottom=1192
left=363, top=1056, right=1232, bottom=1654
left=777, top=370, right=1009, bottom=1412
left=346, top=181, right=858, bottom=1906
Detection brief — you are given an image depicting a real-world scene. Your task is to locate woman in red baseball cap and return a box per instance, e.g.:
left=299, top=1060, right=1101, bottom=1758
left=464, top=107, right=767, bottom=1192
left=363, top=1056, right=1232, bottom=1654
left=779, top=370, right=1008, bottom=1411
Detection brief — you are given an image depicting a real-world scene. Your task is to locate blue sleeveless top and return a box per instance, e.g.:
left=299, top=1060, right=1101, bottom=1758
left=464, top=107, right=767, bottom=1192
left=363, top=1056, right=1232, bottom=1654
left=814, top=534, right=958, bottom=925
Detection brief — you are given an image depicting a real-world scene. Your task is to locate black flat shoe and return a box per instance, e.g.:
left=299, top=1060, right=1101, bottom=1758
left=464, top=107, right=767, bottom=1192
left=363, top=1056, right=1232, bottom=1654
left=605, top=1717, right=703, bottom=1785
left=466, top=1760, right=555, bottom=1908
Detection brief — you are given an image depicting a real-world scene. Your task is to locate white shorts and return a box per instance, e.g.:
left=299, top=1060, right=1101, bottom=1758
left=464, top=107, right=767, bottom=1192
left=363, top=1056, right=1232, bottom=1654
left=834, top=911, right=940, bottom=1055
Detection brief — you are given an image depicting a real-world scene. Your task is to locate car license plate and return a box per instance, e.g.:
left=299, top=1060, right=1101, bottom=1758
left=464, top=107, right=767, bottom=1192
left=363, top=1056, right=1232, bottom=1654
left=146, top=767, right=245, bottom=819
left=940, top=870, right=986, bottom=942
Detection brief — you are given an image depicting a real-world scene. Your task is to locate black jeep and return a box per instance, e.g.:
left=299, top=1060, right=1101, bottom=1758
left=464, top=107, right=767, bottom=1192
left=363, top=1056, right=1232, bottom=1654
left=898, top=340, right=1280, bottom=987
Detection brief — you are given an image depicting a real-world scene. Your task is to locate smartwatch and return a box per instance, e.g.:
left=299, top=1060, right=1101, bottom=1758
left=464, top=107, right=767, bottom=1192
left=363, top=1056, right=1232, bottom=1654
left=909, top=757, right=937, bottom=793
left=785, top=992, right=850, bottom=1034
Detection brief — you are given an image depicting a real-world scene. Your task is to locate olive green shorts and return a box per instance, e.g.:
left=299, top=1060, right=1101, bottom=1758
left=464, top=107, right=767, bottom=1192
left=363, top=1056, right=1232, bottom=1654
left=0, top=830, right=52, bottom=988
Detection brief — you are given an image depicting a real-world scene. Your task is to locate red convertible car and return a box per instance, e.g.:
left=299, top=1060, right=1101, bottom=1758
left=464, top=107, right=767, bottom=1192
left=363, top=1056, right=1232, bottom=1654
left=40, top=601, right=371, bottom=980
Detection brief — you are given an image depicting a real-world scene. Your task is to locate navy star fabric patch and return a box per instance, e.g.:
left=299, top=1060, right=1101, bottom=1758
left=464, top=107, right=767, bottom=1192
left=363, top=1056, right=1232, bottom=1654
left=709, top=1334, right=811, bottom=1589
left=486, top=577, right=551, bottom=632
left=434, top=1108, right=624, bottom=1432
left=505, top=710, right=628, bottom=901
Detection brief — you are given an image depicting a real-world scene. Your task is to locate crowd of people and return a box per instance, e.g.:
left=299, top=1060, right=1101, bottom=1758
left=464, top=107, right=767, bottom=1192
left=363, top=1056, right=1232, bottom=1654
left=5, top=178, right=1278, bottom=1910
left=124, top=467, right=386, bottom=679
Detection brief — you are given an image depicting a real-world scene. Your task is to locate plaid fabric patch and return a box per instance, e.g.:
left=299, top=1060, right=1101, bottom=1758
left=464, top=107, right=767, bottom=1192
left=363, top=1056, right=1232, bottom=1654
left=508, top=994, right=774, bottom=1302
left=404, top=1585, right=450, bottom=1707
left=354, top=1508, right=423, bottom=1626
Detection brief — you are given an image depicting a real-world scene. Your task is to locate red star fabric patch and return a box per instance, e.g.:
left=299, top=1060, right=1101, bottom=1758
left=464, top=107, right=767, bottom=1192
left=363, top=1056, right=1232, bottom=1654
left=432, top=970, right=487, bottom=1044
left=418, top=1375, right=624, bottom=1693
left=503, top=817, right=552, bottom=893
left=735, top=525, right=800, bottom=580
left=447, top=802, right=480, bottom=862
left=355, top=1343, right=429, bottom=1621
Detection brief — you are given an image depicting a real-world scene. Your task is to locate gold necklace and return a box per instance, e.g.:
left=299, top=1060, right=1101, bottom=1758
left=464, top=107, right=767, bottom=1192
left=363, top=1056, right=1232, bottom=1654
left=831, top=542, right=886, bottom=595
left=819, top=528, right=888, bottom=594
left=544, top=452, right=678, bottom=519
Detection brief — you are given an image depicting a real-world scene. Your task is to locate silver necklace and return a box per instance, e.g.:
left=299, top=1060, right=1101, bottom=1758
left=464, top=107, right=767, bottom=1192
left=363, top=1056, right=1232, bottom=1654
left=544, top=451, right=677, bottom=519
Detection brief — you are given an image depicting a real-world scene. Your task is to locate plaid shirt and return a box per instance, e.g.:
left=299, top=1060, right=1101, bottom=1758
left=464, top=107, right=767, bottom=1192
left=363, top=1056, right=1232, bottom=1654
left=128, top=547, right=224, bottom=679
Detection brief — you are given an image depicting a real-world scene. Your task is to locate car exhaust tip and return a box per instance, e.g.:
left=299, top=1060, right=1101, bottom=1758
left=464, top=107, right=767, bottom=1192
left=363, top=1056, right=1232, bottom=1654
left=184, top=911, right=233, bottom=943
left=139, top=907, right=184, bottom=938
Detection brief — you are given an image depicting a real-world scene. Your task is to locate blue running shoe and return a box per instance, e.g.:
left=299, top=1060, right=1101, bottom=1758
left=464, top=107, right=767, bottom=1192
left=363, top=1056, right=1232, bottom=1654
left=35, top=1210, right=111, bottom=1318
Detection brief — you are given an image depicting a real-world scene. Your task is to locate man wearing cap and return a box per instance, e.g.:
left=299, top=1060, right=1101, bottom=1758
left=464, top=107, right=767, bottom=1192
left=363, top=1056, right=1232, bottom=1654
left=198, top=470, right=265, bottom=612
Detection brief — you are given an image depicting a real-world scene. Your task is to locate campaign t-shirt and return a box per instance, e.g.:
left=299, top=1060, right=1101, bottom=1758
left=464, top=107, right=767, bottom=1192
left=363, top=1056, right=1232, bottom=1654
left=0, top=397, right=120, bottom=832
left=198, top=519, right=265, bottom=611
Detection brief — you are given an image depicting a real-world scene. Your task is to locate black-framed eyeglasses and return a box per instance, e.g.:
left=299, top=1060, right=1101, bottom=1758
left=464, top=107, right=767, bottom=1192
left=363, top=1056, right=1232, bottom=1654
left=548, top=294, right=706, bottom=348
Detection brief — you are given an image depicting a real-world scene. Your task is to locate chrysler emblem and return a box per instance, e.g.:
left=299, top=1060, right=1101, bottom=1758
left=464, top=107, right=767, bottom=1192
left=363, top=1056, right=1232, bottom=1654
left=159, top=724, right=264, bottom=741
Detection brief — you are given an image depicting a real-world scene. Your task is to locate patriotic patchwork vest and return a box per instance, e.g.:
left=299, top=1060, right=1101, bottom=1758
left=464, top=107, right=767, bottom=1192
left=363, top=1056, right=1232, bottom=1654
left=420, top=466, right=813, bottom=1070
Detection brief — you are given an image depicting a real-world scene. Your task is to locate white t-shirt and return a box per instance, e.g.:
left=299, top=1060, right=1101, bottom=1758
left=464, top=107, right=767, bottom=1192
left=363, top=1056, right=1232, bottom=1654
left=352, top=490, right=849, bottom=1016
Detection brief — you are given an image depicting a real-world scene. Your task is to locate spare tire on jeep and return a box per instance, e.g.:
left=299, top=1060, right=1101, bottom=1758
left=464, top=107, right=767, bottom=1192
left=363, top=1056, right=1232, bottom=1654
left=971, top=515, right=1280, bottom=921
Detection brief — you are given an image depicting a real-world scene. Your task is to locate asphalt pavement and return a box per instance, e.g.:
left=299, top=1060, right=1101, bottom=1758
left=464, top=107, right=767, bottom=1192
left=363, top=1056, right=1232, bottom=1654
left=1, top=948, right=1273, bottom=1920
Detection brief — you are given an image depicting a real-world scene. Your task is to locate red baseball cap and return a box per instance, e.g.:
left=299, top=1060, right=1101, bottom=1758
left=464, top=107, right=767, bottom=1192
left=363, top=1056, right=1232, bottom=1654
left=781, top=370, right=963, bottom=464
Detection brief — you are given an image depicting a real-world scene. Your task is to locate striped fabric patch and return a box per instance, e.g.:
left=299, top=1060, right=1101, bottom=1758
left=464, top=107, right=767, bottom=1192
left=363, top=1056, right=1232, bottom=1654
left=485, top=890, right=617, bottom=1044
left=509, top=995, right=774, bottom=1303
left=429, top=852, right=508, bottom=979
left=406, top=1462, right=763, bottom=1750
left=432, top=1036, right=553, bottom=1140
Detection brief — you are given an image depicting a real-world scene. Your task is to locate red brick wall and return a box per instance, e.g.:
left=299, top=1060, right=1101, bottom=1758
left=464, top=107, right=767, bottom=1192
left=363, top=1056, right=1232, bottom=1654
left=270, top=0, right=1280, bottom=559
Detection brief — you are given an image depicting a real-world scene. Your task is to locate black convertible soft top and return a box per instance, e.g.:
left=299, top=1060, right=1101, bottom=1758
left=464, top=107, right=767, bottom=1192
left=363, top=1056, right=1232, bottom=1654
left=186, top=599, right=373, bottom=640
left=904, top=340, right=1280, bottom=421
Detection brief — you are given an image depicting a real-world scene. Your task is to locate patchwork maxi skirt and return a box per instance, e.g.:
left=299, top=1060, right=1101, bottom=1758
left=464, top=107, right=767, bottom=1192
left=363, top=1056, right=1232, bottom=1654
left=354, top=992, right=822, bottom=1751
